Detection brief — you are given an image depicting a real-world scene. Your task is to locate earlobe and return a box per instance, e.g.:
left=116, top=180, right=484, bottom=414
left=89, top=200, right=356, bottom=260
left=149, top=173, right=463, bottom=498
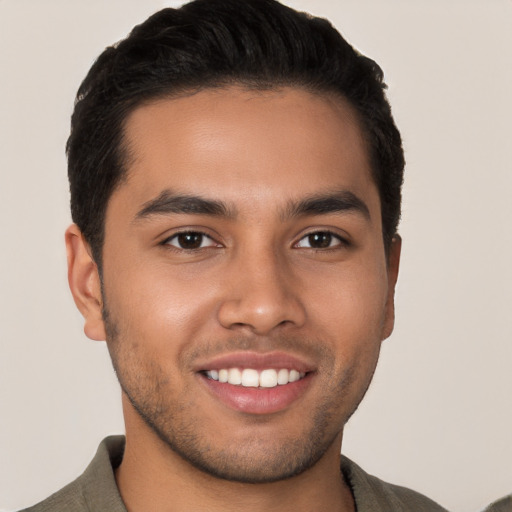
left=381, top=234, right=402, bottom=341
left=65, top=224, right=106, bottom=341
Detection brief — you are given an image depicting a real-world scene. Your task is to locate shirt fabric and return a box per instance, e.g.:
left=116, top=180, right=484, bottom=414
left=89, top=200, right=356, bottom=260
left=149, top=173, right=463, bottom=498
left=21, top=436, right=448, bottom=512
left=483, top=496, right=512, bottom=512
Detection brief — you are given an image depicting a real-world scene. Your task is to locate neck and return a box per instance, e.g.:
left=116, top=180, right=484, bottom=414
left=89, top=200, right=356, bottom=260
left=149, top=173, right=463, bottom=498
left=116, top=403, right=355, bottom=512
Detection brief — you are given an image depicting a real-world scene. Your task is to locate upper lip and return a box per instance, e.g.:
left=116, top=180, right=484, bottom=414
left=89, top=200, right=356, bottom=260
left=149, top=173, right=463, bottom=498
left=193, top=351, right=316, bottom=373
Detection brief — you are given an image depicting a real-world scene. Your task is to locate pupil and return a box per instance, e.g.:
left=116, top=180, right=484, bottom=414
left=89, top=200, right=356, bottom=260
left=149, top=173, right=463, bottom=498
left=178, top=233, right=202, bottom=249
left=309, top=232, right=331, bottom=248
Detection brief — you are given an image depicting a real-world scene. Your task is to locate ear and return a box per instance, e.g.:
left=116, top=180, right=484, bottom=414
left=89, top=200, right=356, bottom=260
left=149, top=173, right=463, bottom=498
left=65, top=224, right=106, bottom=341
left=381, top=234, right=402, bottom=341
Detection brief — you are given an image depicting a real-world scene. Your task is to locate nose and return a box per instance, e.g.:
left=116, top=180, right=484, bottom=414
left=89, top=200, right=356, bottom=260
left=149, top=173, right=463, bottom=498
left=217, top=249, right=306, bottom=335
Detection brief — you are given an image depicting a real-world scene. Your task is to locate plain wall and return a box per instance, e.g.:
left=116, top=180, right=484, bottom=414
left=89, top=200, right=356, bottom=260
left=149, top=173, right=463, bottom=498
left=1, top=1, right=511, bottom=511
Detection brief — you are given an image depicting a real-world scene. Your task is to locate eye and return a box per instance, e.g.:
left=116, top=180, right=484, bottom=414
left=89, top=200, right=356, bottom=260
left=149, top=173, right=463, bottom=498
left=163, top=231, right=219, bottom=250
left=295, top=231, right=346, bottom=249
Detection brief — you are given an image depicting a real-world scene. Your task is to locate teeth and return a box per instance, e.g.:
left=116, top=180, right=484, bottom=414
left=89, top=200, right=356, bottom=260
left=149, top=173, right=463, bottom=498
left=228, top=368, right=242, bottom=385
left=259, top=369, right=278, bottom=388
left=205, top=368, right=306, bottom=388
left=277, top=368, right=289, bottom=385
left=289, top=369, right=300, bottom=382
left=241, top=369, right=259, bottom=387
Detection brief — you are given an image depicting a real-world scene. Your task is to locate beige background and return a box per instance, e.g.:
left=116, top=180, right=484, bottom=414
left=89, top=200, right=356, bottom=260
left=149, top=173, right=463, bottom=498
left=1, top=1, right=511, bottom=510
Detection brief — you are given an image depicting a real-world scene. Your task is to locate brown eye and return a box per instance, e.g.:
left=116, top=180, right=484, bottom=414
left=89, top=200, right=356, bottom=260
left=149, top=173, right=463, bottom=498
left=165, top=232, right=217, bottom=250
left=308, top=232, right=332, bottom=248
left=295, top=231, right=344, bottom=249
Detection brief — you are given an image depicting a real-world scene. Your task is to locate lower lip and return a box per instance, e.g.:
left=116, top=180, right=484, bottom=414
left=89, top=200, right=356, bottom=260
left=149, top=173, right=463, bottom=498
left=199, top=373, right=313, bottom=415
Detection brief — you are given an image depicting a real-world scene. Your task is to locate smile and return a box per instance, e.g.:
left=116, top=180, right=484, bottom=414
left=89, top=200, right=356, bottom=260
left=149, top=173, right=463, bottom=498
left=196, top=351, right=315, bottom=414
left=205, top=368, right=307, bottom=388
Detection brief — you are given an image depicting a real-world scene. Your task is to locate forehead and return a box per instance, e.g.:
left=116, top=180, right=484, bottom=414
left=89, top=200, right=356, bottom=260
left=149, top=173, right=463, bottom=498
left=115, top=86, right=377, bottom=217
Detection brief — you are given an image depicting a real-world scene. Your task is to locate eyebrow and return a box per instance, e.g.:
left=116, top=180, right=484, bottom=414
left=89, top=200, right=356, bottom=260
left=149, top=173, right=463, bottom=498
left=134, top=188, right=370, bottom=223
left=283, top=190, right=371, bottom=221
left=134, top=190, right=234, bottom=221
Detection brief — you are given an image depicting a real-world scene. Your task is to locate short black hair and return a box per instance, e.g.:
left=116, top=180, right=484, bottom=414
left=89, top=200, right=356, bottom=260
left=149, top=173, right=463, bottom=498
left=67, top=0, right=404, bottom=266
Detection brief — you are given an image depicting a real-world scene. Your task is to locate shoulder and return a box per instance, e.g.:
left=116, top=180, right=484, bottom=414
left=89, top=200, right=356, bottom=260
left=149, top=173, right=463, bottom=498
left=482, top=495, right=512, bottom=512
left=18, top=436, right=126, bottom=512
left=341, top=456, right=449, bottom=512
left=18, top=478, right=88, bottom=512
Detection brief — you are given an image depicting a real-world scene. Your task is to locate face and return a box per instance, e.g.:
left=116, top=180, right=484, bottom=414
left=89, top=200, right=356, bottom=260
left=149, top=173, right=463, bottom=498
left=71, top=86, right=399, bottom=483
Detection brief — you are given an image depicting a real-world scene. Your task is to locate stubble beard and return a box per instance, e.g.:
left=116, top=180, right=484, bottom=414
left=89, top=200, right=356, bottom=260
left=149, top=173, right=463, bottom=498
left=102, top=302, right=378, bottom=484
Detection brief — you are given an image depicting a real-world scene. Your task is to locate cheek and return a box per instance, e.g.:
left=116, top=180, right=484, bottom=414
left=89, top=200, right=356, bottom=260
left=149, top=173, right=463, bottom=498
left=102, top=259, right=223, bottom=351
left=305, top=261, right=389, bottom=338
left=302, top=260, right=389, bottom=391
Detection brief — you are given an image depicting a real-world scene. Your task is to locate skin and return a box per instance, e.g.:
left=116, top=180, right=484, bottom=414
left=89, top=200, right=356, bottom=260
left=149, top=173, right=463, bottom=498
left=66, top=86, right=400, bottom=512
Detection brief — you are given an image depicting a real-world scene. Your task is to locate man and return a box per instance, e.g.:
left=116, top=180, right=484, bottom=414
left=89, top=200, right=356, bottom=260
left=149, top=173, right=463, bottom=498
left=22, top=0, right=448, bottom=510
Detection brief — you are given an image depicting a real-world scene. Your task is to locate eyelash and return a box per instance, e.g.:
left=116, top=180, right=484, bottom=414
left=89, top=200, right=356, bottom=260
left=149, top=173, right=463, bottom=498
left=293, top=230, right=349, bottom=250
left=161, top=231, right=220, bottom=251
left=160, top=230, right=350, bottom=253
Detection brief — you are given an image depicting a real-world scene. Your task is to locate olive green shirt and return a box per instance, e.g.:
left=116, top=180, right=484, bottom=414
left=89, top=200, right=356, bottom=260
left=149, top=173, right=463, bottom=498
left=483, top=495, right=512, bottom=512
left=21, top=436, right=448, bottom=511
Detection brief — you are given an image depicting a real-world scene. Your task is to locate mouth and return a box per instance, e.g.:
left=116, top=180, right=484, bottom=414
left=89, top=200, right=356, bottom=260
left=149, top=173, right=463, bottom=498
left=204, top=368, right=307, bottom=388
left=196, top=352, right=315, bottom=415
